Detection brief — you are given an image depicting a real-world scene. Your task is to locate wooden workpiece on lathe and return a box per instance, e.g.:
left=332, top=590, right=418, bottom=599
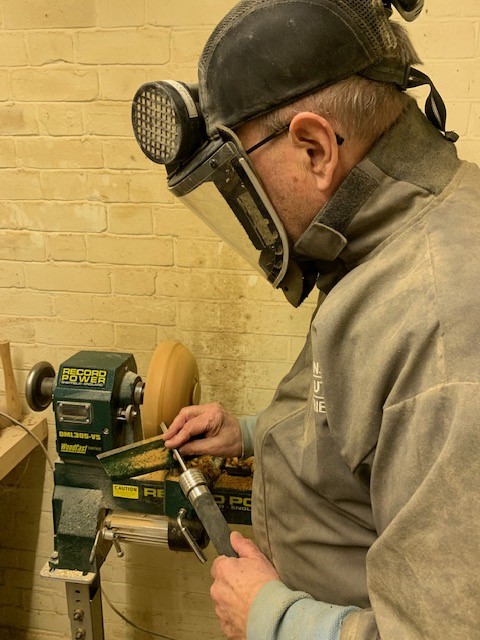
left=141, top=341, right=201, bottom=439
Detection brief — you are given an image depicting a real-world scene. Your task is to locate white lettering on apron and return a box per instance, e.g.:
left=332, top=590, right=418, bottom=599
left=312, top=360, right=326, bottom=414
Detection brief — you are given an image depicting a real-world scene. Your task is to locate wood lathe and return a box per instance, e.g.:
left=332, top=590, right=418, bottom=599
left=26, top=341, right=252, bottom=640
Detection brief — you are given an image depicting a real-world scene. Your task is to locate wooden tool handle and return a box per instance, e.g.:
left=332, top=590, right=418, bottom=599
left=191, top=491, right=238, bottom=558
left=0, top=341, right=22, bottom=421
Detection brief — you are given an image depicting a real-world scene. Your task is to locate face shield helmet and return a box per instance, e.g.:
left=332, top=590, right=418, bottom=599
left=132, top=0, right=456, bottom=307
left=132, top=79, right=304, bottom=305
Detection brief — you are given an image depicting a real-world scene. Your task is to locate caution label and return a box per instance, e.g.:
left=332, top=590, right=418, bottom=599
left=60, top=367, right=108, bottom=387
left=113, top=484, right=139, bottom=500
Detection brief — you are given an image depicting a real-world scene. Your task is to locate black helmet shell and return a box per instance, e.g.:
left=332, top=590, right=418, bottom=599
left=198, top=0, right=397, bottom=135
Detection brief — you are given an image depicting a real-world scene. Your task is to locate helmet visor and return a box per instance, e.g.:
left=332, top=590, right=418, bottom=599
left=169, top=132, right=290, bottom=288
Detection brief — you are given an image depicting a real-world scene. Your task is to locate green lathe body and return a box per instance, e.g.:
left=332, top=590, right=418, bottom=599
left=34, top=349, right=251, bottom=576
left=54, top=351, right=140, bottom=460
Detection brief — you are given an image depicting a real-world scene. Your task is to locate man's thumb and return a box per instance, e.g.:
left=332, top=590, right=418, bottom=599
left=230, top=531, right=262, bottom=558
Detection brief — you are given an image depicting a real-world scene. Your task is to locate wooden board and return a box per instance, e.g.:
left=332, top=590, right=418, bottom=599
left=0, top=414, right=48, bottom=481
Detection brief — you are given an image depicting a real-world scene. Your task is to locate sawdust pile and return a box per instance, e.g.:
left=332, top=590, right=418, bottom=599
left=187, top=455, right=223, bottom=485
left=225, top=456, right=254, bottom=475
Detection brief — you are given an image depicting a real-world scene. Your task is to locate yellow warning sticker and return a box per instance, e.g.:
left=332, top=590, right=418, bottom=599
left=112, top=484, right=139, bottom=500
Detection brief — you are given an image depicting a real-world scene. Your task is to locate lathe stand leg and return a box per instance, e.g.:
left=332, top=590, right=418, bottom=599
left=65, top=575, right=105, bottom=640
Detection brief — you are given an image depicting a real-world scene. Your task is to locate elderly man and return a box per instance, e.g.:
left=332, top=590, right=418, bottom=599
left=133, top=1, right=480, bottom=638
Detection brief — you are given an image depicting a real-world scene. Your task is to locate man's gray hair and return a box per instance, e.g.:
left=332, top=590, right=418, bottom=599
left=261, top=22, right=421, bottom=145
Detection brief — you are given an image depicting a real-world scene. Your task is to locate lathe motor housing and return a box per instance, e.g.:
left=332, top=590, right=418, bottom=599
left=53, top=351, right=142, bottom=461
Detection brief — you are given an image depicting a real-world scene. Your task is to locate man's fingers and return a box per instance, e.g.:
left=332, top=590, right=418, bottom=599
left=211, top=555, right=226, bottom=580
left=178, top=438, right=219, bottom=456
left=163, top=410, right=207, bottom=448
left=211, top=534, right=264, bottom=580
left=161, top=418, right=184, bottom=438
left=230, top=531, right=263, bottom=559
left=211, top=532, right=263, bottom=563
left=168, top=404, right=205, bottom=428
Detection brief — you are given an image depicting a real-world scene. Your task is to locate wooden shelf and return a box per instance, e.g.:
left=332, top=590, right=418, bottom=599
left=0, top=414, right=48, bottom=481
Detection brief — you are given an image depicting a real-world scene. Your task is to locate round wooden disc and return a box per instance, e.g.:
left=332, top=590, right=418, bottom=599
left=141, top=341, right=201, bottom=439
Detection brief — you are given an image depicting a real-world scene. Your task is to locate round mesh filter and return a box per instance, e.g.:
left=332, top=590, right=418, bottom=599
left=132, top=82, right=181, bottom=165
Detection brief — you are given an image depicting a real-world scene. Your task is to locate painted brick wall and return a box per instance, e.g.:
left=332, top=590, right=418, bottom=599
left=0, top=2, right=479, bottom=639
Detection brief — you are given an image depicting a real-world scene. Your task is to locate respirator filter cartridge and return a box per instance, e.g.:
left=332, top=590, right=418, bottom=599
left=132, top=80, right=206, bottom=166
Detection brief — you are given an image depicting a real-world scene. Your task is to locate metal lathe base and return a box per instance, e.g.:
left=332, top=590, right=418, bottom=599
left=41, top=566, right=104, bottom=640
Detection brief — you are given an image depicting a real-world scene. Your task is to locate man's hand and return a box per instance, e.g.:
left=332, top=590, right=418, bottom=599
left=162, top=402, right=243, bottom=457
left=211, top=531, right=280, bottom=640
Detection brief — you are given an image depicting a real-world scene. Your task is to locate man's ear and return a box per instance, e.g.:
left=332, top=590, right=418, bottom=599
left=289, top=112, right=339, bottom=192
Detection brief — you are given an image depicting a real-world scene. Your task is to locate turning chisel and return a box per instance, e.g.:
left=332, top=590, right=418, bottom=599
left=158, top=423, right=238, bottom=558
left=98, top=425, right=238, bottom=558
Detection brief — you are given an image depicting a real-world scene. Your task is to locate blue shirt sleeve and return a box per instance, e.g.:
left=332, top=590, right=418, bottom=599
left=238, top=414, right=258, bottom=457
left=247, top=580, right=360, bottom=640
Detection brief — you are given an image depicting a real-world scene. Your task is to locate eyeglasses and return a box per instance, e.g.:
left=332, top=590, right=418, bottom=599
left=245, top=123, right=344, bottom=155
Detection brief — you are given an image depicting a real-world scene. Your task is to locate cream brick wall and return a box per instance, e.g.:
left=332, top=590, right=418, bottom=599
left=0, top=2, right=479, bottom=639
